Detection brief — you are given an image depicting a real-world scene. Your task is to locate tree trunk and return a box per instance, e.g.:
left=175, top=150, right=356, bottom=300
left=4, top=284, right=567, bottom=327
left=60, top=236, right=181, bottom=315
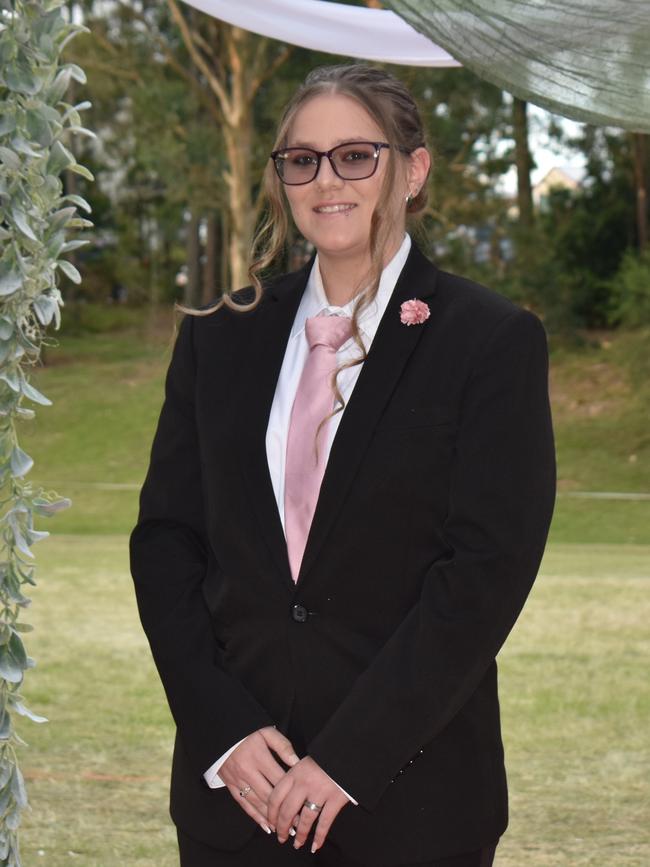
left=185, top=210, right=201, bottom=307
left=202, top=211, right=218, bottom=304
left=223, top=26, right=255, bottom=291
left=513, top=97, right=534, bottom=227
left=632, top=133, right=648, bottom=251
left=149, top=213, right=159, bottom=307
left=490, top=223, right=504, bottom=277
left=224, top=124, right=253, bottom=291
left=221, top=206, right=230, bottom=291
left=165, top=6, right=291, bottom=293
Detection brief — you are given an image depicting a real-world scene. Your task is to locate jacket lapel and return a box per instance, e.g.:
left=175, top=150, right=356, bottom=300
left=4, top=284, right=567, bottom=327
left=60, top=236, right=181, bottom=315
left=237, top=261, right=312, bottom=590
left=297, top=244, right=439, bottom=584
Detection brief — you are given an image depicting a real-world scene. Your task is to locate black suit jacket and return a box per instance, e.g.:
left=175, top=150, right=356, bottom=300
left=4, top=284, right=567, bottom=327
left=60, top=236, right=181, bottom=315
left=130, top=243, right=555, bottom=866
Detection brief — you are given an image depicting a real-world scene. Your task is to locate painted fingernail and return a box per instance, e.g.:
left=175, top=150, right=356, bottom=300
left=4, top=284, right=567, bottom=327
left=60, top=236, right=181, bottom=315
left=311, top=843, right=319, bottom=854
left=261, top=824, right=272, bottom=834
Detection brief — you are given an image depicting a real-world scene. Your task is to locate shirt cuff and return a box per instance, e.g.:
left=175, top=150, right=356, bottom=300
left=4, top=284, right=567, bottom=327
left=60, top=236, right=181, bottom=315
left=204, top=737, right=248, bottom=788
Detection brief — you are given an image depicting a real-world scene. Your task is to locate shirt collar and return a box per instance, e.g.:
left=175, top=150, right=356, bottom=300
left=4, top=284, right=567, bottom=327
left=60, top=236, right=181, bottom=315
left=290, top=233, right=412, bottom=347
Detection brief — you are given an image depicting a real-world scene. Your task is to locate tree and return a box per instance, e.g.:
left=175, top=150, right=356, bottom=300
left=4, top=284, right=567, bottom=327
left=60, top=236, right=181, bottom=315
left=512, top=97, right=534, bottom=227
left=514, top=125, right=644, bottom=327
left=62, top=1, right=228, bottom=306
left=399, top=65, right=512, bottom=279
left=632, top=133, right=648, bottom=251
left=75, top=1, right=294, bottom=296
left=161, top=1, right=292, bottom=290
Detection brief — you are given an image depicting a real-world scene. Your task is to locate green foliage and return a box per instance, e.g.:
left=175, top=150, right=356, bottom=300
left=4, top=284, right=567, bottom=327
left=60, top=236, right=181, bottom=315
left=608, top=248, right=650, bottom=327
left=541, top=182, right=633, bottom=327
left=0, top=1, right=91, bottom=861
left=399, top=66, right=513, bottom=277
left=63, top=4, right=231, bottom=303
left=58, top=6, right=646, bottom=326
left=546, top=127, right=644, bottom=327
left=499, top=148, right=641, bottom=330
left=55, top=301, right=145, bottom=336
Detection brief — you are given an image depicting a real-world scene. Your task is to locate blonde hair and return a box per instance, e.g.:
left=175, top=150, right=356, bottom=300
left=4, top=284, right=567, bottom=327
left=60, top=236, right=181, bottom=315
left=181, top=64, right=430, bottom=452
left=257, top=66, right=427, bottom=279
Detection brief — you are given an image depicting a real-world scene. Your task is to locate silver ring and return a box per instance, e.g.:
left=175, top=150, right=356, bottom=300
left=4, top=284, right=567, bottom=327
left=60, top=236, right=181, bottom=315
left=303, top=800, right=322, bottom=812
left=239, top=785, right=252, bottom=798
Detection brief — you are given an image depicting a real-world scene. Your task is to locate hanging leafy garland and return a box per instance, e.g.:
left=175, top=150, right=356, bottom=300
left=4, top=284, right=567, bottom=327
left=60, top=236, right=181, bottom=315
left=0, top=1, right=92, bottom=862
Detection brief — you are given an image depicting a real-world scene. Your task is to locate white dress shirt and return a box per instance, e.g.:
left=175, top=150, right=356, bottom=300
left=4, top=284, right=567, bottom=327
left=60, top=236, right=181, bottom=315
left=203, top=234, right=412, bottom=798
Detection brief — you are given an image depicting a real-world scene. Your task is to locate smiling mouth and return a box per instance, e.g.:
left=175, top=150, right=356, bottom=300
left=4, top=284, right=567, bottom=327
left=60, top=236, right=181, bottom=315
left=313, top=204, right=357, bottom=214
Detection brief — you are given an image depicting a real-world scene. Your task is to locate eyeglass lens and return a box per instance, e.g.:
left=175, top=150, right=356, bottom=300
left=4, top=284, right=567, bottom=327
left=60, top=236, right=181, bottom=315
left=276, top=142, right=379, bottom=184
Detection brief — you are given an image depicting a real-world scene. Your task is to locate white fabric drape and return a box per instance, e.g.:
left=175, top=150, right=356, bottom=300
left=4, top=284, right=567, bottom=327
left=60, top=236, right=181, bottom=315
left=180, top=0, right=650, bottom=131
left=179, top=0, right=460, bottom=67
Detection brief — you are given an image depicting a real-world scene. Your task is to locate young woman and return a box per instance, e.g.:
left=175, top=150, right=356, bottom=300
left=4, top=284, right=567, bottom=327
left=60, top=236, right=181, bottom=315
left=130, top=64, right=556, bottom=867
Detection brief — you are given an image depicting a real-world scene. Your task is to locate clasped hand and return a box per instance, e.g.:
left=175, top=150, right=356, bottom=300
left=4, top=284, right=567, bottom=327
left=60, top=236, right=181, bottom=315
left=218, top=726, right=350, bottom=853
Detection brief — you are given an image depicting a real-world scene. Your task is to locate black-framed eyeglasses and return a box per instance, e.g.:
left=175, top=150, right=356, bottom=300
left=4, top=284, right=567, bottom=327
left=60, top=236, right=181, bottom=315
left=270, top=141, right=398, bottom=185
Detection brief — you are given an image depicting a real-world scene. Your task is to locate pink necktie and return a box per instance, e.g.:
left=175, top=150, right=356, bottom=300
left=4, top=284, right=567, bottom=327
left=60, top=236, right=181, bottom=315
left=284, top=314, right=353, bottom=581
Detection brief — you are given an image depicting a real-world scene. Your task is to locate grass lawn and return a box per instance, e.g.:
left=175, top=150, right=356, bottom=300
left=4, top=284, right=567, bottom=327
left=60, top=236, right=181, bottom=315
left=20, top=536, right=176, bottom=866
left=18, top=538, right=650, bottom=866
left=18, top=317, right=650, bottom=542
left=9, top=311, right=650, bottom=864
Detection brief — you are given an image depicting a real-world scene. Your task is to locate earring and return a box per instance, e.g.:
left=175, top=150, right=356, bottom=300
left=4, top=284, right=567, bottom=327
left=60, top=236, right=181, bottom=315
left=405, top=192, right=412, bottom=203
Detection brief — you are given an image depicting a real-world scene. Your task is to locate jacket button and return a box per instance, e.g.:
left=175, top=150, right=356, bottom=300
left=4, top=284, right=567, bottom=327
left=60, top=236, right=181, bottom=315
left=291, top=603, right=308, bottom=623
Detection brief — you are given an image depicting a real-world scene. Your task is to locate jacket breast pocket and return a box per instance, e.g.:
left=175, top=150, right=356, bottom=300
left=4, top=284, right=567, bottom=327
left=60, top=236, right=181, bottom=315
left=374, top=403, right=456, bottom=433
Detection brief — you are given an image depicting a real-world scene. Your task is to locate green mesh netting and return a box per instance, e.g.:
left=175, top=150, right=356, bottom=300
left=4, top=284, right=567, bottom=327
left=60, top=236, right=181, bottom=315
left=385, top=0, right=650, bottom=131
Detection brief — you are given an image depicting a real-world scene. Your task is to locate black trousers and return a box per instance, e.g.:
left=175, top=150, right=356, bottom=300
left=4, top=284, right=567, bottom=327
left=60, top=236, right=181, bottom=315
left=177, top=828, right=498, bottom=867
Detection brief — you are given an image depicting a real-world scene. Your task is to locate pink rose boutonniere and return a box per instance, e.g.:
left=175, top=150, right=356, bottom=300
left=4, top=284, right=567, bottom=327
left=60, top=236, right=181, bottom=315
left=400, top=299, right=430, bottom=326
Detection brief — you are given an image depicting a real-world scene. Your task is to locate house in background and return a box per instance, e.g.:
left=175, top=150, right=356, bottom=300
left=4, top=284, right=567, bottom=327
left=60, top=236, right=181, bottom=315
left=533, top=165, right=583, bottom=209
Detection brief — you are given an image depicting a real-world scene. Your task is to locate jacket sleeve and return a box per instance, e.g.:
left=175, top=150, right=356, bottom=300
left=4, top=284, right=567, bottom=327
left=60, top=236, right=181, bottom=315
left=307, top=308, right=556, bottom=810
left=129, top=315, right=273, bottom=775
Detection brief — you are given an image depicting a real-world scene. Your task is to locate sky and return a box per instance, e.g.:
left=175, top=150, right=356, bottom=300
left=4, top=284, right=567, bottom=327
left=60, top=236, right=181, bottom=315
left=499, top=107, right=587, bottom=196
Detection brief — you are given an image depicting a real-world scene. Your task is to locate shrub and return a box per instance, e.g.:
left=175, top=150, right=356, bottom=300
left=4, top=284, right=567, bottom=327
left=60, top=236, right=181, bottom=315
left=608, top=249, right=650, bottom=327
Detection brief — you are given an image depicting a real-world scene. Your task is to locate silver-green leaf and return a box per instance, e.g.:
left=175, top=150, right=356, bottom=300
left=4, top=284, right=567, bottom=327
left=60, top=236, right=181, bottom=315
left=0, top=270, right=22, bottom=297
left=19, top=379, right=52, bottom=406
left=10, top=447, right=34, bottom=478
